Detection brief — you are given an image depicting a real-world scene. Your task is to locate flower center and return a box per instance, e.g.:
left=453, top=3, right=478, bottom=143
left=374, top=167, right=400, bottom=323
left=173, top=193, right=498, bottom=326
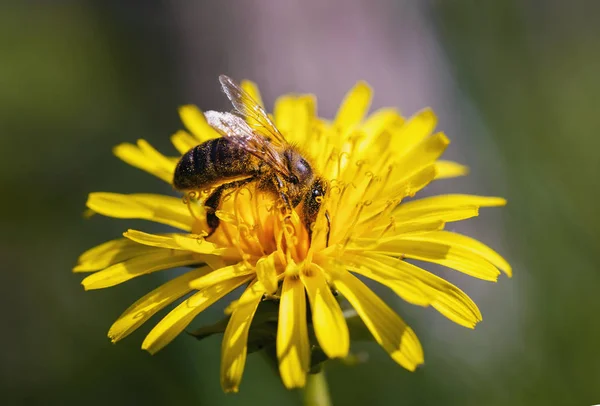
left=190, top=185, right=311, bottom=271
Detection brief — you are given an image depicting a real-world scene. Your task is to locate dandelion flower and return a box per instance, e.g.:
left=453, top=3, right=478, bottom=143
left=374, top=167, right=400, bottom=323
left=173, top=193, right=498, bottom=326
left=75, top=76, right=510, bottom=393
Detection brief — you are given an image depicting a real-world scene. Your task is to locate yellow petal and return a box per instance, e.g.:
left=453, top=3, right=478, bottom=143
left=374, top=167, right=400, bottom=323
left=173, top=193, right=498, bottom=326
left=277, top=275, right=310, bottom=388
left=333, top=270, right=424, bottom=371
left=391, top=108, right=437, bottom=152
left=393, top=132, right=449, bottom=178
left=359, top=165, right=439, bottom=224
left=178, top=105, right=221, bottom=142
left=273, top=95, right=316, bottom=146
left=361, top=108, right=403, bottom=140
left=345, top=258, right=433, bottom=308
left=334, top=81, right=372, bottom=131
left=371, top=220, right=445, bottom=238
left=86, top=193, right=193, bottom=231
left=382, top=193, right=506, bottom=232
left=382, top=164, right=437, bottom=201
left=255, top=252, right=278, bottom=295
left=405, top=231, right=511, bottom=277
left=301, top=265, right=349, bottom=359
left=124, top=230, right=183, bottom=249
left=123, top=229, right=236, bottom=258
left=355, top=108, right=404, bottom=155
left=273, top=95, right=295, bottom=131
left=434, top=160, right=469, bottom=179
left=113, top=141, right=174, bottom=183
left=361, top=217, right=448, bottom=242
left=136, top=139, right=177, bottom=170
left=172, top=234, right=237, bottom=256
left=220, top=281, right=265, bottom=393
left=395, top=194, right=506, bottom=216
left=142, top=274, right=253, bottom=354
left=74, top=238, right=157, bottom=272
left=170, top=130, right=198, bottom=154
left=352, top=254, right=482, bottom=328
left=394, top=207, right=480, bottom=224
left=189, top=262, right=254, bottom=290
left=393, top=220, right=446, bottom=235
left=369, top=235, right=501, bottom=281
left=108, top=267, right=211, bottom=342
left=81, top=250, right=198, bottom=290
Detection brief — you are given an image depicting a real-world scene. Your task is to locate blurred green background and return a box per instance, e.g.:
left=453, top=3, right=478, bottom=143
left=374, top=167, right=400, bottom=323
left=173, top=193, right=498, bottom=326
left=2, top=1, right=599, bottom=405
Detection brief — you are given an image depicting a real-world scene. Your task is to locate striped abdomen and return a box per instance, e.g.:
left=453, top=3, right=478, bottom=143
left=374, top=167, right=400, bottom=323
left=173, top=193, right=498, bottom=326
left=173, top=138, right=257, bottom=191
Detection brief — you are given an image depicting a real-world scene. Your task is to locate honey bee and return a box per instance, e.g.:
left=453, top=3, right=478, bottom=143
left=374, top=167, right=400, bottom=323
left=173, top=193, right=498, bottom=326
left=173, top=75, right=329, bottom=243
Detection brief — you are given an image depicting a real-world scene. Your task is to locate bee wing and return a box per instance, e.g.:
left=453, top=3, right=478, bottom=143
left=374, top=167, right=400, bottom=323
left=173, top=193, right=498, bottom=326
left=218, top=75, right=288, bottom=148
left=204, top=110, right=292, bottom=178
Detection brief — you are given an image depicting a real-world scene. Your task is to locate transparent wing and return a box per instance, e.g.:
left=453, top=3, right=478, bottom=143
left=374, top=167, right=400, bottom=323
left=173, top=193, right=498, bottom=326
left=218, top=74, right=288, bottom=147
left=204, top=110, right=291, bottom=177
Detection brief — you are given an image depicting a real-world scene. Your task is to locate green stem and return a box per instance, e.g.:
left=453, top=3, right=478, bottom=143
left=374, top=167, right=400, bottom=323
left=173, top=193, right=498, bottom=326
left=303, top=370, right=332, bottom=406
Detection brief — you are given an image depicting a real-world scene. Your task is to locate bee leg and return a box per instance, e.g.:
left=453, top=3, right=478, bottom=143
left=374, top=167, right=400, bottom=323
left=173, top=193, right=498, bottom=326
left=273, top=175, right=293, bottom=212
left=204, top=185, right=226, bottom=236
left=204, top=179, right=253, bottom=236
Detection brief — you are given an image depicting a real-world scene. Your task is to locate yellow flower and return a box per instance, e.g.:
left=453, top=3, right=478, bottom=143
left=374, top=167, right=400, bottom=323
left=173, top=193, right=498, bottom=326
left=75, top=77, right=510, bottom=393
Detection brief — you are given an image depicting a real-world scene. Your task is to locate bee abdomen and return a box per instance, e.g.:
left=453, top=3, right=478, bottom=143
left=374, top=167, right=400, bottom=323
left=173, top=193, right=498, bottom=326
left=173, top=138, right=256, bottom=191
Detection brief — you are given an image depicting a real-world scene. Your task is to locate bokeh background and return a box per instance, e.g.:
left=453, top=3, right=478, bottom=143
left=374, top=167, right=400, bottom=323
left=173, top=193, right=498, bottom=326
left=2, top=1, right=599, bottom=405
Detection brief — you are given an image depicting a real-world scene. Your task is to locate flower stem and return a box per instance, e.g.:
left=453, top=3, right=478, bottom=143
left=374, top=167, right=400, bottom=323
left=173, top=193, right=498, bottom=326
left=303, top=370, right=332, bottom=406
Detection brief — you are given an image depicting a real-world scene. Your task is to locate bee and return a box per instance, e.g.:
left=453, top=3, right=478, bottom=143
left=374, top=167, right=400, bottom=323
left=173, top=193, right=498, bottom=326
left=173, top=75, right=329, bottom=243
